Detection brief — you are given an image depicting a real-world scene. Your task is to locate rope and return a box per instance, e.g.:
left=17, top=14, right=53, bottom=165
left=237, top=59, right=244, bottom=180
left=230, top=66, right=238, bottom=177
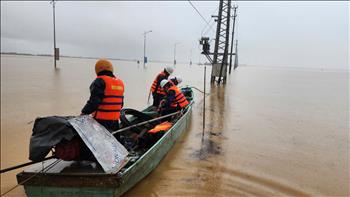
left=179, top=86, right=209, bottom=95
left=0, top=156, right=56, bottom=174
left=192, top=87, right=209, bottom=95
left=1, top=159, right=62, bottom=196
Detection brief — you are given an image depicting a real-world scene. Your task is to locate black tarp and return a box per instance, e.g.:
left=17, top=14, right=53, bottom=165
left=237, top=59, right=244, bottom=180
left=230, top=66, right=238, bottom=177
left=29, top=116, right=77, bottom=161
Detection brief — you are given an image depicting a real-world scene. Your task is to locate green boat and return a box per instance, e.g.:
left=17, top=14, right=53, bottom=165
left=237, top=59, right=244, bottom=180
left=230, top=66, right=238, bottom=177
left=16, top=87, right=194, bottom=197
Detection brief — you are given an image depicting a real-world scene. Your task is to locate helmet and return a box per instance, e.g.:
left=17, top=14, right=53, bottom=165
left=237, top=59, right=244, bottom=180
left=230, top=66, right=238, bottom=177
left=160, top=79, right=170, bottom=88
left=95, top=59, right=113, bottom=75
left=171, top=76, right=182, bottom=85
left=164, top=66, right=174, bottom=75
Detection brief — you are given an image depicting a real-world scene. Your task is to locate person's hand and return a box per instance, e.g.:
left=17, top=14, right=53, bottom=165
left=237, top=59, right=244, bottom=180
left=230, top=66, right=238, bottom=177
left=157, top=100, right=164, bottom=112
left=159, top=100, right=166, bottom=107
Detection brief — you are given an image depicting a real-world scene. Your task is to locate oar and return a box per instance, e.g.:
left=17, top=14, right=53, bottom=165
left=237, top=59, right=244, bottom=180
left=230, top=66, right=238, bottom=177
left=1, top=159, right=62, bottom=196
left=112, top=110, right=182, bottom=135
left=0, top=156, right=55, bottom=174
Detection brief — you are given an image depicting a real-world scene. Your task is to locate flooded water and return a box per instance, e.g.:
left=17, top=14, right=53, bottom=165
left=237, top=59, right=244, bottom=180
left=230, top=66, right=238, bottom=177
left=1, top=55, right=349, bottom=196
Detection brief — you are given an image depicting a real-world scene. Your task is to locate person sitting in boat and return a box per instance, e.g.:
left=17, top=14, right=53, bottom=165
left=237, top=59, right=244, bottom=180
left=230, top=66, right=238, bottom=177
left=150, top=66, right=174, bottom=107
left=158, top=79, right=189, bottom=116
left=169, top=76, right=182, bottom=86
left=81, top=59, right=124, bottom=131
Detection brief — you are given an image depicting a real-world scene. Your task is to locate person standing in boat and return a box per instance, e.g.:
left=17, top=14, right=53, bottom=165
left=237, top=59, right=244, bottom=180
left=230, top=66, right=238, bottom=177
left=158, top=79, right=189, bottom=116
left=150, top=66, right=174, bottom=107
left=81, top=59, right=124, bottom=131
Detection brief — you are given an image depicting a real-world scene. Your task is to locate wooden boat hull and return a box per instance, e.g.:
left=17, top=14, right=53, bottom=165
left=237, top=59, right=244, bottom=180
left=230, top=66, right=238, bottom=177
left=17, top=95, right=193, bottom=197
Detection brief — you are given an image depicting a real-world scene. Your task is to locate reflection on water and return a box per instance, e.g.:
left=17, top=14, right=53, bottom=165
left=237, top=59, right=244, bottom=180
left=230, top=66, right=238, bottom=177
left=1, top=55, right=349, bottom=196
left=194, top=85, right=227, bottom=160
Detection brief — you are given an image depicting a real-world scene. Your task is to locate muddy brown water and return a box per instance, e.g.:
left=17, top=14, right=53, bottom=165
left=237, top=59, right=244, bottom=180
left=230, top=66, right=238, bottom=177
left=1, top=55, right=349, bottom=196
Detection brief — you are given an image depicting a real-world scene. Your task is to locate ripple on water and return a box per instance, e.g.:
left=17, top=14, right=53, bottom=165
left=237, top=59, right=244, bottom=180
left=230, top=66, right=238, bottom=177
left=154, top=160, right=311, bottom=197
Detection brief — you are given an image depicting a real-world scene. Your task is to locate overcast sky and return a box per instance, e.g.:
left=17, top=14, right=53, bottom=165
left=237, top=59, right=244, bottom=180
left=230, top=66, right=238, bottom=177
left=1, top=1, right=348, bottom=69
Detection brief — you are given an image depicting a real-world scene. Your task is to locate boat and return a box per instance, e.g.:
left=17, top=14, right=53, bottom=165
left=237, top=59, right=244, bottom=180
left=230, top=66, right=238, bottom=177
left=16, top=87, right=194, bottom=197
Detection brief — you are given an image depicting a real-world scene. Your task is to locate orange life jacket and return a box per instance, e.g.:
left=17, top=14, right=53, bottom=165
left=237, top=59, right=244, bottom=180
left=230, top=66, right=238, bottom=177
left=148, top=121, right=173, bottom=134
left=94, top=75, right=124, bottom=120
left=168, top=86, right=189, bottom=108
left=150, top=71, right=167, bottom=95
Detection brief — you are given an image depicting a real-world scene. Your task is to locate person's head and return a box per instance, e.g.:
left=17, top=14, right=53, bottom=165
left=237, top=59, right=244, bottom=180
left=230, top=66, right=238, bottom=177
left=160, top=79, right=172, bottom=91
left=170, top=76, right=182, bottom=85
left=95, top=59, right=113, bottom=75
left=164, top=66, right=174, bottom=76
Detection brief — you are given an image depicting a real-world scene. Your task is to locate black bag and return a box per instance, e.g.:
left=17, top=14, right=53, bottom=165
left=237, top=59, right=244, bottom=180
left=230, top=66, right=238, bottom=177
left=29, top=116, right=77, bottom=161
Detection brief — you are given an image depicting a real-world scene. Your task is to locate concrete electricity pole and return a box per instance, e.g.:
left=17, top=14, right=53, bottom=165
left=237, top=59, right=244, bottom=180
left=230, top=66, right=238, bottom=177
left=229, top=4, right=238, bottom=74
left=143, top=30, right=152, bottom=68
left=50, top=0, right=58, bottom=68
left=190, top=49, right=193, bottom=65
left=173, top=42, right=180, bottom=65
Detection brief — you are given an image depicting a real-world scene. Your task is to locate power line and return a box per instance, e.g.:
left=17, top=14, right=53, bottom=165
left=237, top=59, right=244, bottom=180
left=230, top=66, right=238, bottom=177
left=202, top=20, right=215, bottom=36
left=188, top=0, right=211, bottom=26
left=201, top=6, right=219, bottom=36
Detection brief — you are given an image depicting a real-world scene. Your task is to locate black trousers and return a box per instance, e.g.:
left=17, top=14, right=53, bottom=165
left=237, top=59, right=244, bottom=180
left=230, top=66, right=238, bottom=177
left=152, top=93, right=165, bottom=107
left=96, top=119, right=120, bottom=132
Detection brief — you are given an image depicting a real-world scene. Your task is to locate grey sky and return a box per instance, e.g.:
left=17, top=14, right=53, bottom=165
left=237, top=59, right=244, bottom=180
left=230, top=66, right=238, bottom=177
left=1, top=1, right=348, bottom=69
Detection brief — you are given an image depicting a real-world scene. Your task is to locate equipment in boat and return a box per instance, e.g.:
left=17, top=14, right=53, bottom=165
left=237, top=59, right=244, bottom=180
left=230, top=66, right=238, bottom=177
left=15, top=87, right=193, bottom=197
left=148, top=121, right=173, bottom=134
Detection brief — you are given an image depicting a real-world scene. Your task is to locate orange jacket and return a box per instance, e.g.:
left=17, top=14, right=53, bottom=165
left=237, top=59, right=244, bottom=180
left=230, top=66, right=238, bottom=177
left=94, top=75, right=124, bottom=120
left=148, top=121, right=173, bottom=134
left=150, top=71, right=167, bottom=95
left=168, top=86, right=189, bottom=108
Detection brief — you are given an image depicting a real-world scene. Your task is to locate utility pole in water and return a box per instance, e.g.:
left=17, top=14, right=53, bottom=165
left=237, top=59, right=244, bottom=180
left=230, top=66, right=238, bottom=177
left=212, top=0, right=231, bottom=84
left=190, top=49, right=193, bottom=65
left=233, top=40, right=239, bottom=70
left=173, top=42, right=180, bottom=66
left=229, top=4, right=238, bottom=74
left=51, top=0, right=58, bottom=69
left=143, top=30, right=152, bottom=68
left=199, top=0, right=238, bottom=85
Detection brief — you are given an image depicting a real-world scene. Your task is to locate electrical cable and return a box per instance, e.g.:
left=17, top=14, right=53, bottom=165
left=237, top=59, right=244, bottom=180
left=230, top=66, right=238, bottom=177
left=200, top=6, right=219, bottom=36
left=203, top=20, right=216, bottom=36
left=188, top=0, right=211, bottom=26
